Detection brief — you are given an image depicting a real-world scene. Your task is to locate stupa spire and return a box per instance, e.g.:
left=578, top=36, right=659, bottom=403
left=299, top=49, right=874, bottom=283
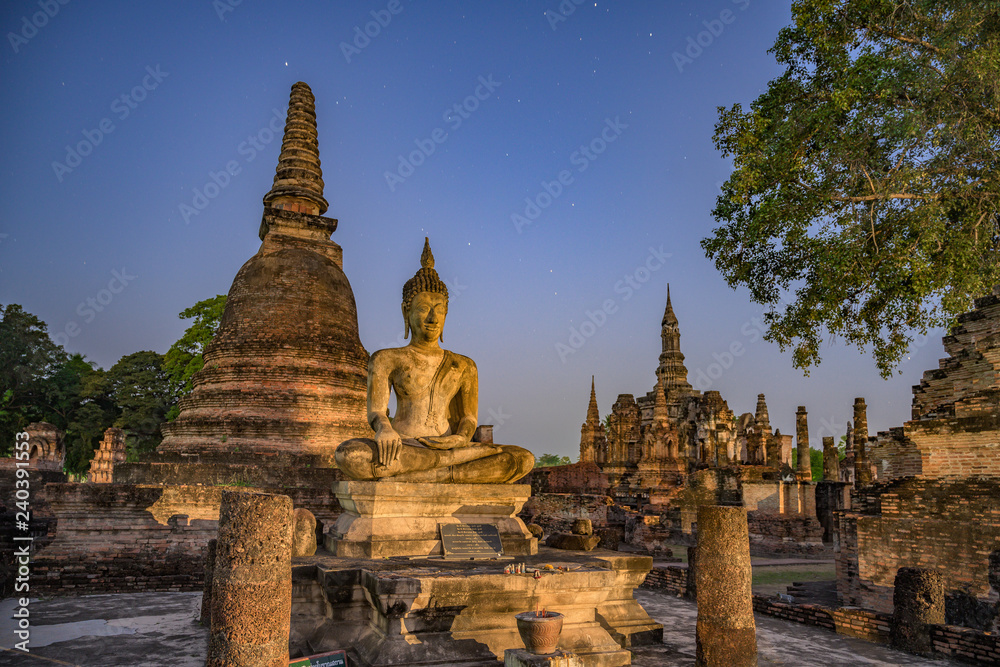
left=657, top=284, right=693, bottom=399
left=263, top=81, right=329, bottom=216
left=662, top=283, right=678, bottom=326
left=586, top=376, right=600, bottom=423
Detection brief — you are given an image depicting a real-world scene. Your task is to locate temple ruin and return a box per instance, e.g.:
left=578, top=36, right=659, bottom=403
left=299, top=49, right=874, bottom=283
left=524, top=288, right=824, bottom=557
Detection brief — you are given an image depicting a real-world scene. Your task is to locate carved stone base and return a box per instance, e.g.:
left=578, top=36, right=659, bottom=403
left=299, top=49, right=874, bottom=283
left=291, top=549, right=663, bottom=667
left=327, top=481, right=538, bottom=558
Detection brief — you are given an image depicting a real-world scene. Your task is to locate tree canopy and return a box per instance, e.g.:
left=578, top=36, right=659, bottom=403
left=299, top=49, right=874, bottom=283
left=703, top=1, right=1000, bottom=376
left=163, top=294, right=226, bottom=420
left=536, top=453, right=572, bottom=467
left=0, top=304, right=66, bottom=453
left=107, top=351, right=177, bottom=457
left=163, top=294, right=226, bottom=395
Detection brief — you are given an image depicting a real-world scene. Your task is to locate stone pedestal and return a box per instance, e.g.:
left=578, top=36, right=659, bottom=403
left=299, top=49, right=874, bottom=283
left=291, top=548, right=662, bottom=667
left=327, top=481, right=538, bottom=558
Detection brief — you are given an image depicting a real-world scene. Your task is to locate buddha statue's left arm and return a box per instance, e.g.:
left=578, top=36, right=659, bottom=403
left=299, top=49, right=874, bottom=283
left=453, top=361, right=478, bottom=442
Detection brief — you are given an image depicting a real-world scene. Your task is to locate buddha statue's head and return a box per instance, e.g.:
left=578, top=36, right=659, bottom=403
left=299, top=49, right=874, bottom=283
left=402, top=238, right=449, bottom=343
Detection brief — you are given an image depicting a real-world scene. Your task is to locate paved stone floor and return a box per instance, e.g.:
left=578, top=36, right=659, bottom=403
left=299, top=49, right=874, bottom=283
left=0, top=590, right=965, bottom=666
left=0, top=593, right=207, bottom=667
left=632, top=590, right=963, bottom=667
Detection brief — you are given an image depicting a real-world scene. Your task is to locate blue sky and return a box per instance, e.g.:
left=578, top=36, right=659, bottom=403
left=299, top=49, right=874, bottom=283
left=0, top=0, right=947, bottom=458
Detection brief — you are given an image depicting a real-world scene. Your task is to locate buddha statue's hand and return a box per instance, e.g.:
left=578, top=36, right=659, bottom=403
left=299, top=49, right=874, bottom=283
left=374, top=427, right=403, bottom=468
left=416, top=434, right=470, bottom=450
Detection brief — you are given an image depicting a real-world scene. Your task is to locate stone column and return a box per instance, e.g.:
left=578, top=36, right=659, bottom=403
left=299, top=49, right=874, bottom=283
left=891, top=567, right=944, bottom=655
left=822, top=437, right=839, bottom=481
left=853, top=398, right=872, bottom=486
left=200, top=539, right=217, bottom=626
left=695, top=506, right=757, bottom=667
left=685, top=545, right=697, bottom=600
left=765, top=433, right=780, bottom=469
left=207, top=490, right=293, bottom=667
left=795, top=407, right=811, bottom=480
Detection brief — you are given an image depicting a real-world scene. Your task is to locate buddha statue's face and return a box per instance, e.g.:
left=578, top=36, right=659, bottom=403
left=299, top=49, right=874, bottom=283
left=405, top=292, right=448, bottom=344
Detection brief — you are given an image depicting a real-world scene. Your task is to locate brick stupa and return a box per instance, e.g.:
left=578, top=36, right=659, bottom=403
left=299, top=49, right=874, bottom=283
left=120, top=83, right=371, bottom=494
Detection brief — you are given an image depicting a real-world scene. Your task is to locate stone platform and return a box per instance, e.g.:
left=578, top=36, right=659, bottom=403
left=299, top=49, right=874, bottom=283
left=327, top=481, right=537, bottom=558
left=290, top=547, right=662, bottom=667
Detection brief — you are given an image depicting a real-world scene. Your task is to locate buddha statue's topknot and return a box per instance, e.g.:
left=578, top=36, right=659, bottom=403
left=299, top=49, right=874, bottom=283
left=402, top=237, right=449, bottom=313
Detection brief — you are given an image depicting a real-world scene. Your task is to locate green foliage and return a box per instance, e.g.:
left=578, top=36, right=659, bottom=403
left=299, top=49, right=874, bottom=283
left=704, top=1, right=1000, bottom=377
left=0, top=304, right=67, bottom=455
left=106, top=351, right=178, bottom=458
left=45, top=354, right=115, bottom=475
left=536, top=453, right=572, bottom=467
left=791, top=447, right=826, bottom=481
left=163, top=294, right=226, bottom=419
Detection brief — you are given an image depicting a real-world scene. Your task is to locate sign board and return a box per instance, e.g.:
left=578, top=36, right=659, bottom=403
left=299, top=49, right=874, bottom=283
left=289, top=649, right=347, bottom=667
left=439, top=522, right=504, bottom=559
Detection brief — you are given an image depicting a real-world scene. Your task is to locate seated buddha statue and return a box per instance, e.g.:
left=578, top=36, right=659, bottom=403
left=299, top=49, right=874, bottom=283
left=335, top=239, right=535, bottom=484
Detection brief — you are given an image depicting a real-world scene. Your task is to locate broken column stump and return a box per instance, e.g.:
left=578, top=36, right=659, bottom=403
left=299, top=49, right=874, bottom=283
left=207, top=490, right=293, bottom=667
left=200, top=538, right=217, bottom=627
left=695, top=505, right=757, bottom=667
left=891, top=567, right=944, bottom=655
left=292, top=508, right=317, bottom=557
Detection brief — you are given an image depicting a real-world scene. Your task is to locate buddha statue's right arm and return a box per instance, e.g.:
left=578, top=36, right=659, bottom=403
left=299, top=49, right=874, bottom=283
left=367, top=351, right=402, bottom=467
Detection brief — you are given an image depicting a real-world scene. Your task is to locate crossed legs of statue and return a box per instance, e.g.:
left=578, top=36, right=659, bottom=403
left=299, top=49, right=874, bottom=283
left=335, top=438, right=534, bottom=484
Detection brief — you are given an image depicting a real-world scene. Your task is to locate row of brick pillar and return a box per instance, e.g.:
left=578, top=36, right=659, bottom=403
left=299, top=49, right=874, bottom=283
left=792, top=397, right=874, bottom=485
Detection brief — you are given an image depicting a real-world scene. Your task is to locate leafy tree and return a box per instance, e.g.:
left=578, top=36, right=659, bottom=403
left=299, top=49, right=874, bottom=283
left=106, top=351, right=178, bottom=457
left=163, top=295, right=226, bottom=420
left=704, top=1, right=1000, bottom=376
left=42, top=354, right=116, bottom=474
left=536, top=453, right=572, bottom=467
left=0, top=304, right=66, bottom=455
left=791, top=447, right=826, bottom=481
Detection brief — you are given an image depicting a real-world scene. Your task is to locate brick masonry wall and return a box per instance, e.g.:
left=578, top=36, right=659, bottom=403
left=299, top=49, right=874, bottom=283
left=931, top=625, right=1000, bottom=666
left=746, top=511, right=829, bottom=557
left=906, top=414, right=1000, bottom=479
left=641, top=565, right=688, bottom=596
left=522, top=462, right=610, bottom=495
left=25, top=482, right=340, bottom=595
left=519, top=493, right=613, bottom=537
left=29, top=483, right=220, bottom=595
left=839, top=477, right=1000, bottom=613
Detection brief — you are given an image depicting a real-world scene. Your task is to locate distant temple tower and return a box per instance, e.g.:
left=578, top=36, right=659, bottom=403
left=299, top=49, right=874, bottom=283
left=158, top=82, right=371, bottom=462
left=656, top=285, right=694, bottom=403
left=579, top=376, right=607, bottom=464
